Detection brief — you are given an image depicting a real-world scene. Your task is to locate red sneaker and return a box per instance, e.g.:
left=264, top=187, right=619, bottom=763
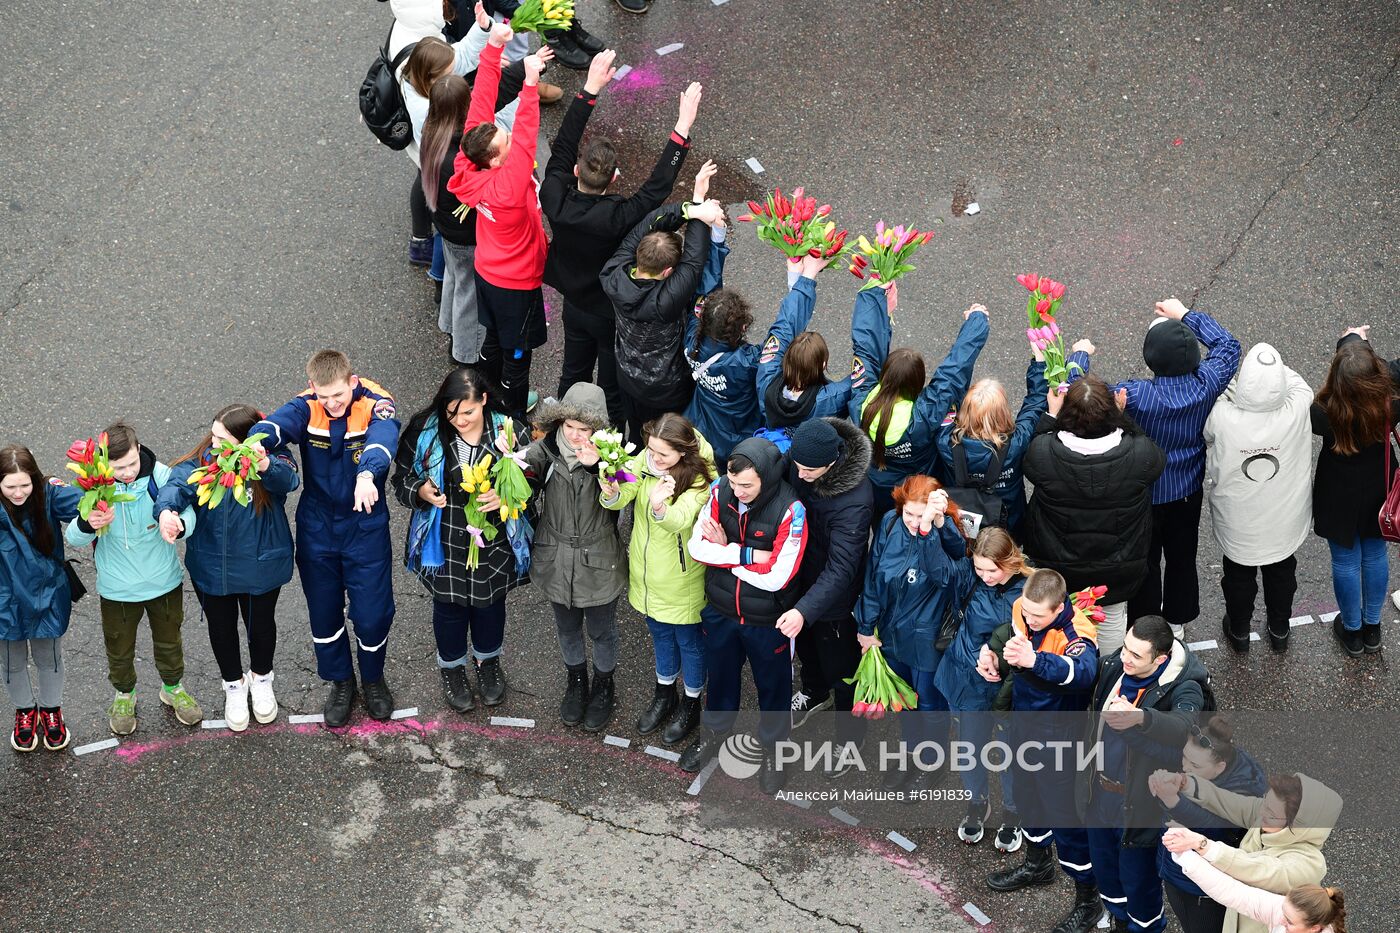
left=11, top=707, right=39, bottom=752
left=39, top=707, right=70, bottom=751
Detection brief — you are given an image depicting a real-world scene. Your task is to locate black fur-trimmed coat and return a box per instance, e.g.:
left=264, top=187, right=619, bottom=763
left=787, top=417, right=875, bottom=623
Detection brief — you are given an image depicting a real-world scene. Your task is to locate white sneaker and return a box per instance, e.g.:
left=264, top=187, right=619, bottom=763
left=249, top=671, right=278, bottom=724
left=790, top=691, right=833, bottom=731
left=223, top=676, right=250, bottom=732
left=1391, top=589, right=1400, bottom=613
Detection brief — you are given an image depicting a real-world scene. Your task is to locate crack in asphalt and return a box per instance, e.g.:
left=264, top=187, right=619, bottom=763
left=357, top=734, right=865, bottom=932
left=1191, top=52, right=1400, bottom=307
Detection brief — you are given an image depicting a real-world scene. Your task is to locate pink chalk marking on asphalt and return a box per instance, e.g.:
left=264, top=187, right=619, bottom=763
left=114, top=721, right=295, bottom=762
left=863, top=840, right=994, bottom=931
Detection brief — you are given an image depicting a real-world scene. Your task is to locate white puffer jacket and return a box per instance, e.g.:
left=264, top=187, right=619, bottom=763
left=1202, top=343, right=1314, bottom=565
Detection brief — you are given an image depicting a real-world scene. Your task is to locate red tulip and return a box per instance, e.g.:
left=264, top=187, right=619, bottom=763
left=817, top=204, right=831, bottom=217
left=1035, top=298, right=1051, bottom=315
left=97, top=432, right=108, bottom=451
left=849, top=265, right=864, bottom=279
left=84, top=439, right=96, bottom=463
left=77, top=475, right=95, bottom=491
left=807, top=248, right=821, bottom=258
left=199, top=471, right=218, bottom=485
left=221, top=473, right=237, bottom=488
left=852, top=254, right=868, bottom=268
left=1016, top=273, right=1038, bottom=291
left=737, top=214, right=754, bottom=223
left=1092, top=585, right=1108, bottom=597
left=94, top=499, right=109, bottom=512
left=746, top=200, right=764, bottom=214
left=921, top=231, right=934, bottom=245
left=1052, top=281, right=1067, bottom=299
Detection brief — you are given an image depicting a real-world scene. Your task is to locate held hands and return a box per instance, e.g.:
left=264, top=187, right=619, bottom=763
left=648, top=474, right=676, bottom=512
left=964, top=303, right=988, bottom=321
left=698, top=515, right=726, bottom=545
left=1102, top=693, right=1145, bottom=731
left=1148, top=769, right=1188, bottom=806
left=488, top=20, right=514, bottom=47
left=976, top=644, right=1002, bottom=682
left=1341, top=325, right=1371, bottom=341
left=1155, top=298, right=1189, bottom=321
left=1162, top=827, right=1207, bottom=855
left=353, top=473, right=380, bottom=514
left=418, top=478, right=448, bottom=509
left=523, top=48, right=553, bottom=84
left=775, top=608, right=805, bottom=638
left=857, top=632, right=883, bottom=654
left=675, top=81, right=703, bottom=137
left=474, top=1, right=492, bottom=30
left=691, top=159, right=717, bottom=203
left=158, top=510, right=184, bottom=544
left=688, top=199, right=724, bottom=226
left=583, top=49, right=618, bottom=95
left=1002, top=632, right=1036, bottom=669
left=918, top=490, right=948, bottom=535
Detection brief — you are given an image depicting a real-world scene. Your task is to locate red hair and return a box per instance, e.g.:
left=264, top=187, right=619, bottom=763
left=892, top=474, right=967, bottom=542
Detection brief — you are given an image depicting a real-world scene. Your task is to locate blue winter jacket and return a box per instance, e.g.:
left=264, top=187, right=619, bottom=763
left=0, top=482, right=83, bottom=641
left=852, top=311, right=988, bottom=493
left=934, top=570, right=1025, bottom=712
left=756, top=279, right=891, bottom=430
left=1157, top=749, right=1269, bottom=896
left=155, top=448, right=300, bottom=597
left=683, top=237, right=762, bottom=463
left=1007, top=600, right=1099, bottom=715
left=855, top=511, right=969, bottom=672
left=934, top=358, right=1050, bottom=531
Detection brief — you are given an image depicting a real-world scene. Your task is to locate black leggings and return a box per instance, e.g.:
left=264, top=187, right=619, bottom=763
left=197, top=588, right=280, bottom=682
left=410, top=172, right=432, bottom=239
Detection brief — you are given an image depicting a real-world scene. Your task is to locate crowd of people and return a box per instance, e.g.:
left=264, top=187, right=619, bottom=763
left=2, top=4, right=1382, bottom=932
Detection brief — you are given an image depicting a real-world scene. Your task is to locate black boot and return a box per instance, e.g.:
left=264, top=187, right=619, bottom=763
left=661, top=694, right=702, bottom=745
left=758, top=744, right=789, bottom=794
left=477, top=657, right=507, bottom=706
left=679, top=727, right=726, bottom=773
left=560, top=664, right=589, bottom=726
left=1333, top=619, right=1364, bottom=657
left=440, top=666, right=475, bottom=713
left=582, top=669, right=615, bottom=732
left=362, top=678, right=394, bottom=721
left=1362, top=622, right=1383, bottom=653
left=569, top=19, right=605, bottom=53
left=1109, top=917, right=1129, bottom=933
left=1050, top=881, right=1104, bottom=933
left=1267, top=616, right=1291, bottom=651
left=543, top=28, right=590, bottom=70
left=323, top=677, right=357, bottom=728
left=636, top=682, right=677, bottom=735
left=986, top=841, right=1055, bottom=892
left=1221, top=613, right=1250, bottom=652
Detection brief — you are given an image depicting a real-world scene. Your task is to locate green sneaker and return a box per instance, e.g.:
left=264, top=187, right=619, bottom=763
left=160, top=683, right=204, bottom=726
left=108, top=691, right=137, bottom=736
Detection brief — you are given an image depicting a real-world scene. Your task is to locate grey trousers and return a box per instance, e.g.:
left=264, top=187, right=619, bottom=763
left=552, top=600, right=619, bottom=673
left=439, top=240, right=484, bottom=364
left=3, top=637, right=64, bottom=708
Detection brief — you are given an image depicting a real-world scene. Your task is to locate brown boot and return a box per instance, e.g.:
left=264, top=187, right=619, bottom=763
left=537, top=82, right=563, bottom=105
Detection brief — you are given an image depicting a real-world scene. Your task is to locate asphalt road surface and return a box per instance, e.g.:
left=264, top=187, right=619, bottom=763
left=1, top=1, right=1396, bottom=930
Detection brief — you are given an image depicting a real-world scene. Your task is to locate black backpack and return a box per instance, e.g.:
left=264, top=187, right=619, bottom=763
left=944, top=441, right=1006, bottom=538
left=359, top=25, right=417, bottom=150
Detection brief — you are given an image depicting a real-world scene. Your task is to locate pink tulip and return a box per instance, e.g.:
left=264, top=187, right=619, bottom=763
left=1016, top=273, right=1038, bottom=291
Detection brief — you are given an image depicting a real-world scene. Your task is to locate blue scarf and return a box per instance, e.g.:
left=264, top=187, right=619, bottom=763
left=405, top=413, right=447, bottom=575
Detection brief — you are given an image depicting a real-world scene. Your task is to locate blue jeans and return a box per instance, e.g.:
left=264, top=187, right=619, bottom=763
left=429, top=233, right=445, bottom=283
left=645, top=617, right=707, bottom=693
left=433, top=599, right=506, bottom=666
left=884, top=657, right=949, bottom=768
left=1327, top=535, right=1389, bottom=630
left=955, top=712, right=1017, bottom=811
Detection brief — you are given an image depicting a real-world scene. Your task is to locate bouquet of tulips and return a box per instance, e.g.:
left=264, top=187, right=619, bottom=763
left=1071, top=585, right=1109, bottom=627
left=459, top=454, right=501, bottom=570
left=510, top=0, right=574, bottom=33
left=845, top=635, right=918, bottom=719
left=1016, top=273, right=1083, bottom=389
left=848, top=221, right=934, bottom=289
left=489, top=421, right=532, bottom=523
left=590, top=430, right=638, bottom=485
left=185, top=433, right=269, bottom=509
left=737, top=187, right=846, bottom=261
left=64, top=434, right=138, bottom=535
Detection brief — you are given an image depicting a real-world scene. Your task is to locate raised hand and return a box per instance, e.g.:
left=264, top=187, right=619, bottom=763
left=488, top=21, right=514, bottom=47
left=474, top=1, right=492, bottom=30
left=676, top=82, right=703, bottom=137
left=584, top=49, right=618, bottom=94
left=691, top=159, right=717, bottom=203
left=1154, top=297, right=1189, bottom=320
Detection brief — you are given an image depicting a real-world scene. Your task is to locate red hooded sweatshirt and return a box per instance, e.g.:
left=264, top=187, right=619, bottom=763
left=446, top=43, right=547, bottom=290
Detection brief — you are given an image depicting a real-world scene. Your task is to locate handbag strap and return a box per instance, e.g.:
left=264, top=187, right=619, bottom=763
left=952, top=441, right=1004, bottom=493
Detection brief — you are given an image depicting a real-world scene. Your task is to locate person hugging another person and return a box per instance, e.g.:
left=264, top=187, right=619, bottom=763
left=523, top=384, right=627, bottom=732
left=393, top=367, right=528, bottom=714
left=851, top=300, right=989, bottom=525
left=600, top=414, right=716, bottom=744
left=158, top=405, right=300, bottom=732
left=1, top=446, right=86, bottom=752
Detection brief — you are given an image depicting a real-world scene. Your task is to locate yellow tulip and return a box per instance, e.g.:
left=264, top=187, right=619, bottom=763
left=65, top=463, right=84, bottom=476
left=462, top=480, right=475, bottom=493
left=499, top=506, right=509, bottom=521
left=856, top=235, right=872, bottom=253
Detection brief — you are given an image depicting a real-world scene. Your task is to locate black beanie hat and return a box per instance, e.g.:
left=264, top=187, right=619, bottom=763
left=789, top=420, right=842, bottom=467
left=1142, top=318, right=1201, bottom=377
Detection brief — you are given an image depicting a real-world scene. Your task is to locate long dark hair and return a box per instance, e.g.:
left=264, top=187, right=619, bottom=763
left=421, top=74, right=471, bottom=213
left=691, top=289, right=753, bottom=357
left=1317, top=340, right=1395, bottom=455
left=860, top=348, right=926, bottom=468
left=409, top=367, right=508, bottom=460
left=1057, top=374, right=1136, bottom=439
left=173, top=404, right=272, bottom=513
left=0, top=445, right=56, bottom=556
left=643, top=413, right=714, bottom=503
left=782, top=331, right=829, bottom=393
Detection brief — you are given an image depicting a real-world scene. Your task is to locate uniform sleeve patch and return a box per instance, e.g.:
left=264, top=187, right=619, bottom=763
left=373, top=398, right=396, bottom=420
left=850, top=356, right=866, bottom=384
left=940, top=411, right=957, bottom=426
left=1065, top=639, right=1088, bottom=657
left=758, top=334, right=781, bottom=364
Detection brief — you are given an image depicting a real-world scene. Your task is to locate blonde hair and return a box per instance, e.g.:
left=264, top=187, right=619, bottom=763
left=307, top=350, right=353, bottom=387
left=953, top=379, right=1013, bottom=448
left=972, top=527, right=1030, bottom=577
